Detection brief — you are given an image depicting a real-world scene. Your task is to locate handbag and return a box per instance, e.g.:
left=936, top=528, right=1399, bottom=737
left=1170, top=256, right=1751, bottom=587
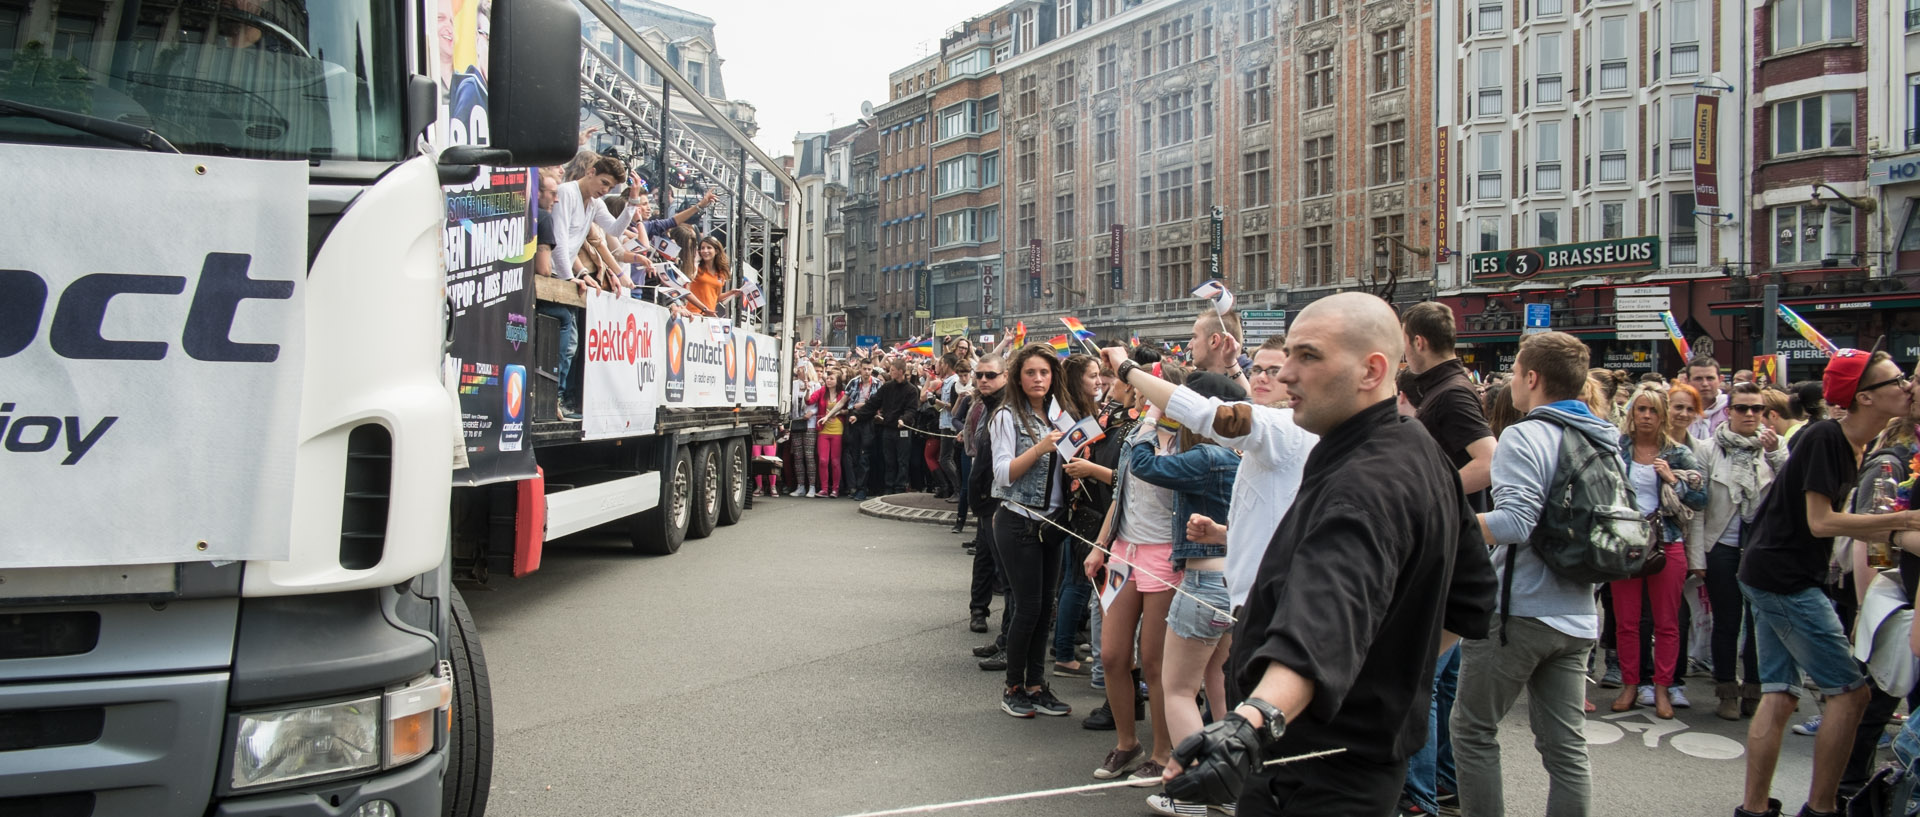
left=1630, top=519, right=1670, bottom=579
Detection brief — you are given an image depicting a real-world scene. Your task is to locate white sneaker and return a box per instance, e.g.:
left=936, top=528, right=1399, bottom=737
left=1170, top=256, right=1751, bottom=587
left=1145, top=793, right=1209, bottom=816
left=805, top=487, right=817, bottom=498
left=1637, top=685, right=1656, bottom=707
left=1669, top=686, right=1691, bottom=708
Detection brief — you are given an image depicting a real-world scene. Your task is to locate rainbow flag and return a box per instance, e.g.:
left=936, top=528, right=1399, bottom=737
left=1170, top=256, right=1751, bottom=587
left=1129, top=332, right=1141, bottom=349
left=1659, top=311, right=1692, bottom=361
left=1048, top=335, right=1071, bottom=359
left=1060, top=316, right=1094, bottom=341
left=905, top=339, right=935, bottom=358
left=1777, top=304, right=1839, bottom=357
left=1012, top=321, right=1028, bottom=350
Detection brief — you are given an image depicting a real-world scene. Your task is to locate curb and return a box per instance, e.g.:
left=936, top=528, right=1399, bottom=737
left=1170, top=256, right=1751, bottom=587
left=859, top=497, right=960, bottom=526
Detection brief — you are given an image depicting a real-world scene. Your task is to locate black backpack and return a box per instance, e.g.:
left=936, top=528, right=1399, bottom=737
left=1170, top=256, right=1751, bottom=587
left=1520, top=411, right=1657, bottom=583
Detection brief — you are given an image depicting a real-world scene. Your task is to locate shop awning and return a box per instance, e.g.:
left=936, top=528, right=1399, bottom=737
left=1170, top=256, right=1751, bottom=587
left=1709, top=291, right=1920, bottom=316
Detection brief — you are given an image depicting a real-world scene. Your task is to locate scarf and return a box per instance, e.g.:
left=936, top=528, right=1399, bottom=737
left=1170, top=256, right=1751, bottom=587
left=1713, top=424, right=1767, bottom=519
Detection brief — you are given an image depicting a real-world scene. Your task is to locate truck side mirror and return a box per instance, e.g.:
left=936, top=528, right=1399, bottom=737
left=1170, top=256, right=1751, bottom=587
left=440, top=0, right=581, bottom=172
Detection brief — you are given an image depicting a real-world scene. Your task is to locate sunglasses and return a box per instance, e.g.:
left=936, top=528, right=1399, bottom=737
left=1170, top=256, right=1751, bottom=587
left=1728, top=404, right=1765, bottom=414
left=975, top=371, right=1004, bottom=380
left=1859, top=375, right=1913, bottom=393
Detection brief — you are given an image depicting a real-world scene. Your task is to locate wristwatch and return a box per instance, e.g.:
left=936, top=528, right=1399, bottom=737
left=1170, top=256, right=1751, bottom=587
left=1116, top=360, right=1140, bottom=385
left=1238, top=697, right=1287, bottom=746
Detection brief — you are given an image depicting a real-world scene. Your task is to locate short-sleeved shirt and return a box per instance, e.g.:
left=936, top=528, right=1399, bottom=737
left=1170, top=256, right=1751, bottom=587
left=535, top=209, right=557, bottom=251
left=1408, top=358, right=1495, bottom=512
left=1738, top=419, right=1859, bottom=594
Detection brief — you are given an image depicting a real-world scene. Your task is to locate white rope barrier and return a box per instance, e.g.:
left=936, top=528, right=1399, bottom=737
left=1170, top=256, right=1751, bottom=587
left=1026, top=510, right=1238, bottom=625
left=831, top=748, right=1347, bottom=817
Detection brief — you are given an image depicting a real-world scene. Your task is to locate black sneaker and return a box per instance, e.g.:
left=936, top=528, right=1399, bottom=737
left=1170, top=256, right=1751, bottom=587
left=1029, top=685, right=1071, bottom=716
left=969, top=615, right=989, bottom=633
left=1083, top=702, right=1116, bottom=730
left=972, top=643, right=1000, bottom=658
left=979, top=651, right=1008, bottom=671
left=1001, top=687, right=1036, bottom=718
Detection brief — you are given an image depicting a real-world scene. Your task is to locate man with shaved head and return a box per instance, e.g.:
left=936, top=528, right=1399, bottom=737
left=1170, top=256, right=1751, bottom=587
left=1164, top=293, right=1497, bottom=816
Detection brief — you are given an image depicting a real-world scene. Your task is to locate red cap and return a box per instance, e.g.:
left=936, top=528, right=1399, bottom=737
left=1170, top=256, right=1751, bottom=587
left=1822, top=348, right=1871, bottom=408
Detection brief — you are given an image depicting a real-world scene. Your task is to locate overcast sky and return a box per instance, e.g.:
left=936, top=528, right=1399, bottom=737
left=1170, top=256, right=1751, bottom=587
left=668, top=0, right=1005, bottom=157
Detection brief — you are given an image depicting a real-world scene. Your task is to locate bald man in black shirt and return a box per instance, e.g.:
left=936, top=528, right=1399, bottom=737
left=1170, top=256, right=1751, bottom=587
left=1165, top=293, right=1497, bottom=816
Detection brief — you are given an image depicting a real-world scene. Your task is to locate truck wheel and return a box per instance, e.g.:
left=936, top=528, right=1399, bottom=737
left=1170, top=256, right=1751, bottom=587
left=442, top=586, right=493, bottom=817
left=631, top=444, right=689, bottom=555
left=718, top=438, right=747, bottom=527
left=688, top=442, right=720, bottom=540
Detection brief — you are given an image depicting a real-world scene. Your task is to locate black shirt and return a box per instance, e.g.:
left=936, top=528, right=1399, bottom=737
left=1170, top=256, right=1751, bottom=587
left=535, top=209, right=557, bottom=250
left=1739, top=419, right=1858, bottom=594
left=1229, top=399, right=1497, bottom=764
left=857, top=379, right=921, bottom=426
left=1408, top=358, right=1495, bottom=513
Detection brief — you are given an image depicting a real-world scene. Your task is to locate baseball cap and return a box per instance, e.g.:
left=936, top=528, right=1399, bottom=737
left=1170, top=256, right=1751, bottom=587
left=1822, top=348, right=1872, bottom=408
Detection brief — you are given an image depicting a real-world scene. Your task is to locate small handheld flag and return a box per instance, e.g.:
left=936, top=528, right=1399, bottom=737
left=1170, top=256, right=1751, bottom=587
left=1048, top=335, right=1071, bottom=359
left=1129, top=333, right=1141, bottom=350
left=1191, top=279, right=1236, bottom=315
left=1012, top=321, right=1028, bottom=350
left=1059, top=317, right=1100, bottom=356
left=1659, top=311, right=1692, bottom=361
left=906, top=340, right=935, bottom=358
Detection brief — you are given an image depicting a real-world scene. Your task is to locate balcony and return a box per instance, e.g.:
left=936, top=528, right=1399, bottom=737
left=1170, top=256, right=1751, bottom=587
left=1909, top=4, right=1920, bottom=29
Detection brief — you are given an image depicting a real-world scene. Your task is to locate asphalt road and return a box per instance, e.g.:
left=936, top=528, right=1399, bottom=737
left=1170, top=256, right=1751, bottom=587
left=464, top=495, right=1828, bottom=817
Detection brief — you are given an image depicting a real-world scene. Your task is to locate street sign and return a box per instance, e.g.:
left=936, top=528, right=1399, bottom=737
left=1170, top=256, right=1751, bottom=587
left=1616, top=296, right=1672, bottom=312
left=1524, top=303, right=1551, bottom=334
left=1617, top=286, right=1671, bottom=297
left=1241, top=310, right=1288, bottom=344
left=854, top=334, right=881, bottom=349
left=1616, top=320, right=1669, bottom=333
left=1618, top=330, right=1672, bottom=340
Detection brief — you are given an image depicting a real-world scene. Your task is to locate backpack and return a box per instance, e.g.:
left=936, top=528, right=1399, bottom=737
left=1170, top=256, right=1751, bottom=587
left=1518, top=411, right=1657, bottom=584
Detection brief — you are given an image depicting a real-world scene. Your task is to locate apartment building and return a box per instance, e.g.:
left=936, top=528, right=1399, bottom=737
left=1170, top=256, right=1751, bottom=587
left=844, top=126, right=883, bottom=343
left=929, top=11, right=1016, bottom=340
left=875, top=56, right=940, bottom=341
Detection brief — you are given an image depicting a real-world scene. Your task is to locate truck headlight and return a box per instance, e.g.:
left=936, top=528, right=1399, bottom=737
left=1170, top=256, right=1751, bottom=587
left=231, top=697, right=380, bottom=790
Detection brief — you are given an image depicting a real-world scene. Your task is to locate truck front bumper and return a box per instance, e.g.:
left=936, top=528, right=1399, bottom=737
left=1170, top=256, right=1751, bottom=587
left=213, top=749, right=445, bottom=817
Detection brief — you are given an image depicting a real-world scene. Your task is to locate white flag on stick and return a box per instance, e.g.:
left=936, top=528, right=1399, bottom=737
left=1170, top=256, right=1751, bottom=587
left=1191, top=279, right=1235, bottom=315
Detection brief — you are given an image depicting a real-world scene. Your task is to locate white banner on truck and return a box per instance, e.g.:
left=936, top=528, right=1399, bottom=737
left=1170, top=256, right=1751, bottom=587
left=581, top=291, right=665, bottom=440
left=0, top=145, right=306, bottom=567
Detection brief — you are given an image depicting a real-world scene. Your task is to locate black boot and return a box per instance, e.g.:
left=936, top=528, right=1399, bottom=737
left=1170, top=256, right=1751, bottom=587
left=969, top=614, right=989, bottom=633
left=1083, top=702, right=1116, bottom=730
left=978, top=650, right=1007, bottom=671
left=1734, top=799, right=1781, bottom=817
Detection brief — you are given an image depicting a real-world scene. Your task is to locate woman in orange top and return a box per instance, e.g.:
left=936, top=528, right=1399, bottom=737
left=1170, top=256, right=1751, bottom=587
left=690, top=236, right=742, bottom=317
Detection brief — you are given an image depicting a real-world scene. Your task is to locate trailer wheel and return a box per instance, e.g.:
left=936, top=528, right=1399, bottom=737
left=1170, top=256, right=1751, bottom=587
left=718, top=438, right=747, bottom=527
left=442, top=586, right=493, bottom=817
left=688, top=442, right=721, bottom=540
left=631, top=444, right=689, bottom=555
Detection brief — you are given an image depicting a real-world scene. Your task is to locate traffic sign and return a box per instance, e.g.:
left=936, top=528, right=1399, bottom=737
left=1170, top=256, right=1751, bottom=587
left=1616, top=296, right=1672, bottom=312
left=1524, top=303, right=1551, bottom=334
left=1241, top=310, right=1288, bottom=344
left=1616, top=320, right=1668, bottom=333
left=1617, top=286, right=1671, bottom=297
left=1617, top=331, right=1671, bottom=340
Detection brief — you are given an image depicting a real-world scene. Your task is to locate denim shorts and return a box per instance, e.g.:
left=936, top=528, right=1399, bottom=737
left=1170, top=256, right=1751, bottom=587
left=1741, top=582, right=1867, bottom=696
left=1167, top=569, right=1234, bottom=645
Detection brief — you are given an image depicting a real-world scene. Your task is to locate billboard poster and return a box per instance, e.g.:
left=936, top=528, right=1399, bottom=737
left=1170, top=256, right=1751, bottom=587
left=1692, top=95, right=1721, bottom=210
left=439, top=0, right=537, bottom=484
left=582, top=293, right=664, bottom=440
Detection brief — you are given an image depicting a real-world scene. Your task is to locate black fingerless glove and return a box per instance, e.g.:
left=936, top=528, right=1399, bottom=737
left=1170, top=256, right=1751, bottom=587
left=1163, top=712, right=1262, bottom=805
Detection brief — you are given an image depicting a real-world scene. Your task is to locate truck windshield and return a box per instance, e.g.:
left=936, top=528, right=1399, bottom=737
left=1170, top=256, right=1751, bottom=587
left=0, top=0, right=404, bottom=162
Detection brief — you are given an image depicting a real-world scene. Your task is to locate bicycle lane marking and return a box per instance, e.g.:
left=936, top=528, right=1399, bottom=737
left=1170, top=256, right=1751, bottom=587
left=1584, top=710, right=1746, bottom=760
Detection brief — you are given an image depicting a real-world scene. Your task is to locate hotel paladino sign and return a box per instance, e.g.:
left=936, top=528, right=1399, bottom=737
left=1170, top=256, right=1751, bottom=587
left=1470, top=236, right=1660, bottom=284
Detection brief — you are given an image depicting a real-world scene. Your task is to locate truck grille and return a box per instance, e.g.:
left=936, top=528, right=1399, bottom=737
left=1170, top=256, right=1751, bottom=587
left=0, top=706, right=105, bottom=751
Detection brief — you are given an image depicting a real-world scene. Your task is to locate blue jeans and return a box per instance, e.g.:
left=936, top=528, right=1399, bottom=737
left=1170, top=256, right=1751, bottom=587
left=1405, top=644, right=1461, bottom=811
left=536, top=302, right=580, bottom=406
left=1742, top=582, right=1867, bottom=695
left=1054, top=539, right=1092, bottom=663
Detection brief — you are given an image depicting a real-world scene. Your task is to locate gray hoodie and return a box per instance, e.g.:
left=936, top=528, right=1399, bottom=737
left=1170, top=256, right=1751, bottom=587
left=1483, top=402, right=1612, bottom=633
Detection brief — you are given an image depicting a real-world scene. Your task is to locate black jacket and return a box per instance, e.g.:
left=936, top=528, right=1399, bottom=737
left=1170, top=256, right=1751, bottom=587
left=1229, top=399, right=1496, bottom=764
left=857, top=379, right=921, bottom=426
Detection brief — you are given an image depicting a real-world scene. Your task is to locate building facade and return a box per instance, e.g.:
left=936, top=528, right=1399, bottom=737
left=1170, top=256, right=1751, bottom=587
left=928, top=11, right=1015, bottom=341
left=875, top=56, right=940, bottom=341
left=844, top=126, right=883, bottom=343
left=585, top=0, right=760, bottom=144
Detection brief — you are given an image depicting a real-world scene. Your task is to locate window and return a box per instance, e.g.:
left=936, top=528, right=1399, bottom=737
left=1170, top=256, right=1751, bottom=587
left=1243, top=150, right=1273, bottom=207
left=1772, top=203, right=1856, bottom=264
left=948, top=49, right=991, bottom=77
left=1095, top=184, right=1117, bottom=228
left=1303, top=225, right=1335, bottom=286
left=1018, top=7, right=1038, bottom=51
left=1372, top=27, right=1407, bottom=92
left=1140, top=174, right=1154, bottom=222
left=1140, top=28, right=1157, bottom=76
left=1019, top=74, right=1039, bottom=117
left=1159, top=167, right=1196, bottom=221
left=1200, top=161, right=1215, bottom=210
left=1670, top=192, right=1699, bottom=263
left=1602, top=202, right=1625, bottom=238
left=1901, top=202, right=1920, bottom=251
left=1599, top=109, right=1628, bottom=182
left=1537, top=210, right=1561, bottom=244
left=938, top=105, right=968, bottom=140
left=977, top=96, right=999, bottom=132
left=1536, top=121, right=1563, bottom=192
left=1773, top=0, right=1855, bottom=52
left=1304, top=136, right=1336, bottom=197
left=1058, top=0, right=1077, bottom=35
left=1599, top=17, right=1628, bottom=91
left=1304, top=0, right=1334, bottom=22
left=1156, top=245, right=1196, bottom=301
left=1018, top=136, right=1038, bottom=182
left=1478, top=216, right=1501, bottom=251
left=1095, top=113, right=1119, bottom=163
left=1055, top=193, right=1077, bottom=236
left=1200, top=83, right=1216, bottom=137
left=980, top=206, right=1000, bottom=241
left=1158, top=16, right=1195, bottom=72
left=1158, top=90, right=1195, bottom=146
left=938, top=157, right=970, bottom=193
left=1055, top=123, right=1076, bottom=172
left=1371, top=120, right=1407, bottom=184
left=1246, top=0, right=1274, bottom=40
left=1671, top=0, right=1701, bottom=75
left=980, top=152, right=1000, bottom=186
left=1538, top=0, right=1564, bottom=15
left=1018, top=202, right=1037, bottom=244
left=1773, top=93, right=1856, bottom=156
left=1241, top=234, right=1273, bottom=290
left=1477, top=49, right=1503, bottom=117
left=1305, top=48, right=1335, bottom=109
left=686, top=61, right=705, bottom=96
left=1477, top=133, right=1502, bottom=199
left=1055, top=59, right=1077, bottom=105
left=1478, top=1, right=1503, bottom=32
left=1139, top=101, right=1155, bottom=152
left=1200, top=9, right=1215, bottom=58
left=1536, top=33, right=1564, bottom=104
left=1668, top=100, right=1694, bottom=172
left=1244, top=67, right=1273, bottom=125
left=1097, top=44, right=1119, bottom=91
left=937, top=211, right=976, bottom=246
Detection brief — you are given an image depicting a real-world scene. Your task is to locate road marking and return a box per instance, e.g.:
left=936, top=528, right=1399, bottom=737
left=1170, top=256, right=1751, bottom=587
left=1582, top=710, right=1746, bottom=760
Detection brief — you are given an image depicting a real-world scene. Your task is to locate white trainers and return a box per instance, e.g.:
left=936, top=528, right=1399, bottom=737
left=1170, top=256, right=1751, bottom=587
left=1636, top=684, right=1656, bottom=707
left=1669, top=686, right=1691, bottom=708
left=1146, top=793, right=1209, bottom=816
left=805, top=487, right=818, bottom=498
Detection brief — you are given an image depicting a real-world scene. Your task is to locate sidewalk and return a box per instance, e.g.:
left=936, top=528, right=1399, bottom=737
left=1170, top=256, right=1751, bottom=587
left=859, top=491, right=960, bottom=526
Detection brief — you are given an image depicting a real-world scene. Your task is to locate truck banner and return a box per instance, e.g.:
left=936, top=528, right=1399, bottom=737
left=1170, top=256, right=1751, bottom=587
left=0, top=146, right=306, bottom=567
left=584, top=297, right=779, bottom=439
left=439, top=0, right=538, bottom=485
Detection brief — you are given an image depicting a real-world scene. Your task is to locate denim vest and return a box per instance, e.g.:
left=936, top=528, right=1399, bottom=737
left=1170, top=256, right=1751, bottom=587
left=990, top=405, right=1057, bottom=512
left=1108, top=427, right=1239, bottom=568
left=1617, top=434, right=1709, bottom=544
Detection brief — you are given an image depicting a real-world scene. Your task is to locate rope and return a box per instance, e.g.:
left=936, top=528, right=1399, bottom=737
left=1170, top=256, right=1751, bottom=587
left=1027, top=509, right=1238, bottom=625
left=898, top=423, right=962, bottom=439
left=831, top=748, right=1347, bottom=817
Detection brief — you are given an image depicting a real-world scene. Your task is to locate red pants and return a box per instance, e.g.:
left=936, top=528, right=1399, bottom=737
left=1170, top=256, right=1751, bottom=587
left=753, top=444, right=777, bottom=492
left=816, top=433, right=842, bottom=495
left=1609, top=541, right=1687, bottom=686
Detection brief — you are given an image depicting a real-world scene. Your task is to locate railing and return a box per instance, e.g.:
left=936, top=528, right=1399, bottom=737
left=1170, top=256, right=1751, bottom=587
left=1908, top=5, right=1920, bottom=29
left=1908, top=127, right=1920, bottom=148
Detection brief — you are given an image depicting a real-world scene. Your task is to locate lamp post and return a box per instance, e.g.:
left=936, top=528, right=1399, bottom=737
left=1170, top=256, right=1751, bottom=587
left=1372, top=237, right=1433, bottom=306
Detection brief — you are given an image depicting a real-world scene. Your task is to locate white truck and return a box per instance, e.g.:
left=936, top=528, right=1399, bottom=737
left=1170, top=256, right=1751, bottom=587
left=0, top=1, right=791, bottom=815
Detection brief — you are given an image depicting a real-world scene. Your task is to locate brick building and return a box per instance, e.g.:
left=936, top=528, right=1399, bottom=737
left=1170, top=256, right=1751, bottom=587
left=875, top=56, right=940, bottom=341
left=844, top=125, right=882, bottom=342
left=929, top=11, right=1015, bottom=341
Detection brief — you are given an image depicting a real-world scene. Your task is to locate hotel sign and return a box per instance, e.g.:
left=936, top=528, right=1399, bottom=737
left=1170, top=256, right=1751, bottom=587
left=1470, top=236, right=1660, bottom=284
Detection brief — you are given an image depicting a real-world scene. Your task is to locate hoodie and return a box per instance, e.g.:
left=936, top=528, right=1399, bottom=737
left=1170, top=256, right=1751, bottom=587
left=1482, top=400, right=1613, bottom=638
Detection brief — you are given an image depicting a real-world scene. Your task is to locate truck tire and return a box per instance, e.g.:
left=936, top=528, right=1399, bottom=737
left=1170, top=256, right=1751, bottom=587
left=442, top=586, right=493, bottom=817
left=688, top=442, right=721, bottom=540
left=631, top=444, right=689, bottom=555
left=718, top=438, right=747, bottom=527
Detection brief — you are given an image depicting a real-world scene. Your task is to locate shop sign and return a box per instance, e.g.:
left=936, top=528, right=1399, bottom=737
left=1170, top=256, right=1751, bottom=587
left=1470, top=236, right=1660, bottom=284
left=1869, top=154, right=1920, bottom=187
left=1601, top=348, right=1654, bottom=372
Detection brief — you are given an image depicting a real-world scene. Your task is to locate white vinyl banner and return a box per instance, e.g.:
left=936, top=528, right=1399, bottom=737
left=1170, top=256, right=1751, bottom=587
left=738, top=330, right=781, bottom=408
left=0, top=145, right=306, bottom=567
left=581, top=291, right=664, bottom=440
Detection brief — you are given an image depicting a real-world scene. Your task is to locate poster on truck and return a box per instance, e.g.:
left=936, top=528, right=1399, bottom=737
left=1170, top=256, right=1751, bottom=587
left=581, top=292, right=665, bottom=440
left=0, top=146, right=306, bottom=567
left=438, top=0, right=539, bottom=484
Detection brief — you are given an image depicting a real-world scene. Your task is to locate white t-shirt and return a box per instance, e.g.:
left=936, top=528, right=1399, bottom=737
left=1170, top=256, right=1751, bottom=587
left=1118, top=435, right=1178, bottom=546
left=1164, top=388, right=1317, bottom=609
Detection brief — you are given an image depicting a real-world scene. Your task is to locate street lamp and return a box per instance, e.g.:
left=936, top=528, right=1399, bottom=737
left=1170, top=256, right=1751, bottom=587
left=1809, top=182, right=1877, bottom=215
left=1371, top=237, right=1433, bottom=305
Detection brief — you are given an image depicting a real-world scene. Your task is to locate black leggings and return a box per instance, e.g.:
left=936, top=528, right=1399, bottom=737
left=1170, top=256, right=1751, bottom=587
left=1705, top=544, right=1760, bottom=685
left=994, top=507, right=1061, bottom=690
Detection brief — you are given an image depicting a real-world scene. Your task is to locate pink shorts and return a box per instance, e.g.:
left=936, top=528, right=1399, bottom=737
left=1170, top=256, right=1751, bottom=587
left=1115, top=537, right=1182, bottom=594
